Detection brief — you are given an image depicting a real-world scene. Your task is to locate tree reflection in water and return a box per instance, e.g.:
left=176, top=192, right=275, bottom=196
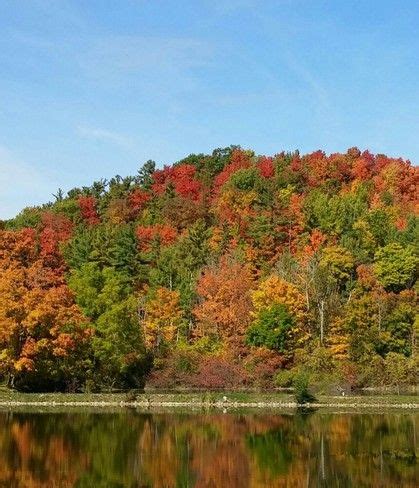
left=0, top=410, right=416, bottom=487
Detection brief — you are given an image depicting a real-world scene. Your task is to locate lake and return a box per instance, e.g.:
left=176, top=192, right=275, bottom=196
left=0, top=409, right=417, bottom=487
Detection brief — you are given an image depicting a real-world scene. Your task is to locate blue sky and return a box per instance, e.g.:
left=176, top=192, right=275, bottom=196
left=1, top=0, right=418, bottom=218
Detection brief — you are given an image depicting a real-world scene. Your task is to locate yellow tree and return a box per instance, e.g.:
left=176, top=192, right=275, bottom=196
left=251, top=275, right=309, bottom=349
left=143, top=288, right=183, bottom=353
left=252, top=276, right=306, bottom=321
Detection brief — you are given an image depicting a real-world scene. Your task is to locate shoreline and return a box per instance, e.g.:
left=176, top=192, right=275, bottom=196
left=0, top=391, right=417, bottom=410
left=0, top=401, right=417, bottom=409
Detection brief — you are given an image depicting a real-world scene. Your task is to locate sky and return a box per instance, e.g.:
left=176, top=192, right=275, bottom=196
left=0, top=0, right=418, bottom=219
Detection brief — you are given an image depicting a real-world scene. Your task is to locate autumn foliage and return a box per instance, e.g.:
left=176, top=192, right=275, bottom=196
left=0, top=228, right=91, bottom=390
left=193, top=256, right=254, bottom=352
left=0, top=145, right=417, bottom=391
left=78, top=196, right=100, bottom=225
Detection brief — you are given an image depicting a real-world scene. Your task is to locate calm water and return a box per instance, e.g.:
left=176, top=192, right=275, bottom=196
left=0, top=410, right=417, bottom=487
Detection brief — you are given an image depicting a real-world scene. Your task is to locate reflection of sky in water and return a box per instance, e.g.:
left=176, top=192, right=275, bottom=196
left=0, top=411, right=416, bottom=487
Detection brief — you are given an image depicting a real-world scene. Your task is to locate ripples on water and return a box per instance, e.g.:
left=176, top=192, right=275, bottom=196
left=0, top=409, right=417, bottom=487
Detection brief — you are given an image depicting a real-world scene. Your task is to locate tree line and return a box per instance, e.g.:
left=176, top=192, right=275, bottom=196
left=0, top=146, right=417, bottom=391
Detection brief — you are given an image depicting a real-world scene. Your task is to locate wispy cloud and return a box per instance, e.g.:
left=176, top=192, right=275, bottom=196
left=77, top=125, right=133, bottom=149
left=87, top=36, right=212, bottom=71
left=247, top=9, right=341, bottom=135
left=0, top=145, right=57, bottom=219
left=79, top=35, right=214, bottom=91
left=10, top=29, right=214, bottom=94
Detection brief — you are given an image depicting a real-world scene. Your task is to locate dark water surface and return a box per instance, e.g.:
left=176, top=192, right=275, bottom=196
left=0, top=409, right=417, bottom=487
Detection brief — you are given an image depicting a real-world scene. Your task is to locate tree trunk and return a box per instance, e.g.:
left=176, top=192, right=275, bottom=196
left=6, top=373, right=15, bottom=389
left=319, top=300, right=325, bottom=346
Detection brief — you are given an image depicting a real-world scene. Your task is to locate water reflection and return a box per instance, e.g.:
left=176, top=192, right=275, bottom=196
left=0, top=410, right=416, bottom=487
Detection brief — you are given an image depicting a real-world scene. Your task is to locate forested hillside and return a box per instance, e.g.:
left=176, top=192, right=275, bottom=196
left=0, top=146, right=417, bottom=392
